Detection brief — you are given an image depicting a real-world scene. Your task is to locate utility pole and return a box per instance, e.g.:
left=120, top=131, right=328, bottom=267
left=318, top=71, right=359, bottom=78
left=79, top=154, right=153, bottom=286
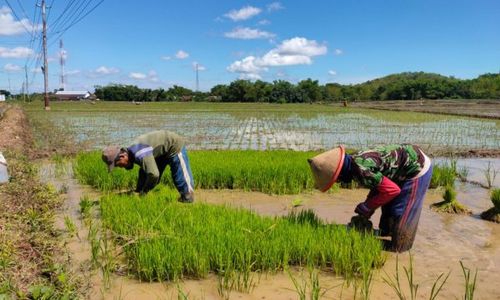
left=40, top=0, right=50, bottom=110
left=195, top=63, right=199, bottom=92
left=24, top=64, right=29, bottom=101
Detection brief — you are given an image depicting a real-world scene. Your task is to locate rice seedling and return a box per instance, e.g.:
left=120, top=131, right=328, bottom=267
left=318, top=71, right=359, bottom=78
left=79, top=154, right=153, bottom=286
left=430, top=160, right=457, bottom=188
left=79, top=195, right=93, bottom=220
left=460, top=261, right=478, bottom=300
left=382, top=254, right=450, bottom=300
left=479, top=188, right=500, bottom=223
left=98, top=186, right=385, bottom=283
left=431, top=185, right=471, bottom=214
left=63, top=215, right=79, bottom=239
left=483, top=161, right=498, bottom=189
left=74, top=150, right=318, bottom=194
left=287, top=267, right=324, bottom=300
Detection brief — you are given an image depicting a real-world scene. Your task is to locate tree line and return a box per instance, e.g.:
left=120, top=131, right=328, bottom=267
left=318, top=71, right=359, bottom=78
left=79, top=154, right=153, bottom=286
left=6, top=72, right=498, bottom=102
left=94, top=72, right=499, bottom=103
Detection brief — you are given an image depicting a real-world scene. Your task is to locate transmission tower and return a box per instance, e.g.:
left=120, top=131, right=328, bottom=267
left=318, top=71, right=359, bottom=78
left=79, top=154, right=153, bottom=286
left=59, top=39, right=66, bottom=90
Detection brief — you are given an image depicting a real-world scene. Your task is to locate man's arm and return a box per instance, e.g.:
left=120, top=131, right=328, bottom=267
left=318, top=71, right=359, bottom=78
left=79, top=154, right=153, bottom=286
left=136, top=155, right=160, bottom=194
left=355, top=176, right=401, bottom=218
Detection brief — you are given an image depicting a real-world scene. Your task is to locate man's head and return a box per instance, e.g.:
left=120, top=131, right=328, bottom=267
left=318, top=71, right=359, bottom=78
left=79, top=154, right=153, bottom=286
left=102, top=146, right=130, bottom=171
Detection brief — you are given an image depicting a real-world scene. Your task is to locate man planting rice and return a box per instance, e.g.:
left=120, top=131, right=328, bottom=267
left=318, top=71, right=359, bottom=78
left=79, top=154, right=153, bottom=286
left=102, top=130, right=195, bottom=203
left=308, top=144, right=432, bottom=252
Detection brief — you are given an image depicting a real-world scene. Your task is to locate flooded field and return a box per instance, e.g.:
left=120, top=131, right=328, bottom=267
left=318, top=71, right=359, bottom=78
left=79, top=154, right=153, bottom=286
left=24, top=102, right=499, bottom=152
left=41, top=158, right=500, bottom=299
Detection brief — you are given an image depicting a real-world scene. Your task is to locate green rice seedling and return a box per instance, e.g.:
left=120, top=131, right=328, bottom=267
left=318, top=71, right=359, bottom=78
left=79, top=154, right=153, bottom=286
left=383, top=254, right=451, bottom=300
left=98, top=186, right=385, bottom=282
left=480, top=188, right=500, bottom=223
left=460, top=261, right=478, bottom=300
left=287, top=268, right=307, bottom=300
left=292, top=198, right=303, bottom=208
left=457, top=165, right=469, bottom=183
left=285, top=209, right=323, bottom=227
left=430, top=161, right=457, bottom=188
left=74, top=150, right=318, bottom=194
left=483, top=161, right=498, bottom=189
left=79, top=195, right=93, bottom=220
left=63, top=215, right=79, bottom=239
left=431, top=185, right=471, bottom=214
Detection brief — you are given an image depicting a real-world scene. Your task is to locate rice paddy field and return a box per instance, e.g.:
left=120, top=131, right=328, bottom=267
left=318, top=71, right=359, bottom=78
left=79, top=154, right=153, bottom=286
left=22, top=101, right=500, bottom=153
left=21, top=100, right=500, bottom=299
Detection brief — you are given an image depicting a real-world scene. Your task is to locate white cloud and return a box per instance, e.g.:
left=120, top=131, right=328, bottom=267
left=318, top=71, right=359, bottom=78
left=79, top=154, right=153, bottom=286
left=175, top=50, right=189, bottom=59
left=328, top=70, right=337, bottom=76
left=0, top=46, right=33, bottom=58
left=66, top=69, right=81, bottom=75
left=227, top=37, right=327, bottom=78
left=161, top=56, right=171, bottom=60
left=225, top=6, right=261, bottom=21
left=227, top=56, right=267, bottom=74
left=3, top=63, right=22, bottom=72
left=276, top=37, right=327, bottom=56
left=267, top=2, right=284, bottom=12
left=94, top=66, right=120, bottom=75
left=334, top=49, right=343, bottom=55
left=0, top=6, right=42, bottom=36
left=129, top=72, right=147, bottom=80
left=257, top=19, right=270, bottom=26
left=192, top=62, right=206, bottom=71
left=240, top=73, right=262, bottom=80
left=224, top=27, right=275, bottom=40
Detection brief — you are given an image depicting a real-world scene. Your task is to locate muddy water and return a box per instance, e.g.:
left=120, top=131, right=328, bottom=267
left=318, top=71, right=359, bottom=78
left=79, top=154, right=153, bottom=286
left=41, top=159, right=500, bottom=299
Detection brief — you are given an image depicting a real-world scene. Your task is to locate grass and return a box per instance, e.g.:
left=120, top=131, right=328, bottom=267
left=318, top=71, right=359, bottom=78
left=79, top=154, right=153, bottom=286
left=431, top=185, right=471, bottom=214
left=74, top=150, right=319, bottom=194
left=480, top=188, right=500, bottom=223
left=98, top=185, right=385, bottom=282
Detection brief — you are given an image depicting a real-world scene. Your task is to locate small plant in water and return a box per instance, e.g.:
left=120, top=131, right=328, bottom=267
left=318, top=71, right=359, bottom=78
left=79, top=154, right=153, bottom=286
left=480, top=188, right=500, bottom=223
left=431, top=185, right=471, bottom=214
left=383, top=254, right=450, bottom=300
left=460, top=261, right=478, bottom=300
left=483, top=161, right=498, bottom=189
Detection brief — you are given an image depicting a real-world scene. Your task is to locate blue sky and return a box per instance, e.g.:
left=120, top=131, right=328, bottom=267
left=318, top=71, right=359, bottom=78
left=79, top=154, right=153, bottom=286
left=1, top=0, right=499, bottom=92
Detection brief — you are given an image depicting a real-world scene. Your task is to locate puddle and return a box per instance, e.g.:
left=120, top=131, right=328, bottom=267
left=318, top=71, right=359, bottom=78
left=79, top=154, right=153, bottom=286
left=40, top=159, right=500, bottom=299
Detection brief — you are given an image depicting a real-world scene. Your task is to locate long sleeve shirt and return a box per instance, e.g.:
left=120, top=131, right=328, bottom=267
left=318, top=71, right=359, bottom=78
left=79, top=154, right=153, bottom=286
left=127, top=130, right=185, bottom=193
left=340, top=144, right=429, bottom=210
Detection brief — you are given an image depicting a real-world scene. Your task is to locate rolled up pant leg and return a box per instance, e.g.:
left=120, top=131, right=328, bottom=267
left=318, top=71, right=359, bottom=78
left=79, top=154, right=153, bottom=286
left=379, top=164, right=433, bottom=252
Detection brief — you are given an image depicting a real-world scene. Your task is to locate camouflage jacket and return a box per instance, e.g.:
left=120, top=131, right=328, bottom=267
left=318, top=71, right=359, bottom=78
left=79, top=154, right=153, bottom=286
left=350, top=144, right=427, bottom=188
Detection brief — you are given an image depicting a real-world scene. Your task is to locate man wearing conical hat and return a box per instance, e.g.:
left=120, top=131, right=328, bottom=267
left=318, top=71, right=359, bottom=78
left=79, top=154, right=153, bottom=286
left=308, top=144, right=432, bottom=252
left=102, top=130, right=195, bottom=203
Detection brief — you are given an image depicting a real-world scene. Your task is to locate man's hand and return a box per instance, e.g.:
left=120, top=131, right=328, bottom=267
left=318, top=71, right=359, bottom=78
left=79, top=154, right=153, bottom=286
left=355, top=202, right=374, bottom=219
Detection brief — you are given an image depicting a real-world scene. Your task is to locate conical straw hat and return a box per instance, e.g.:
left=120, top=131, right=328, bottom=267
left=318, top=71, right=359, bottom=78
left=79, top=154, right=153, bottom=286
left=307, top=145, right=345, bottom=192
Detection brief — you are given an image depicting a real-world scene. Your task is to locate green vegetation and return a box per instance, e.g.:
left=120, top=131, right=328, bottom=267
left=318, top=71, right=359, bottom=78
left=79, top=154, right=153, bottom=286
left=430, top=160, right=458, bottom=188
left=0, top=152, right=81, bottom=299
left=87, top=72, right=500, bottom=103
left=99, top=186, right=385, bottom=282
left=480, top=188, right=500, bottom=223
left=74, top=150, right=318, bottom=194
left=431, top=185, right=471, bottom=214
left=382, top=255, right=450, bottom=300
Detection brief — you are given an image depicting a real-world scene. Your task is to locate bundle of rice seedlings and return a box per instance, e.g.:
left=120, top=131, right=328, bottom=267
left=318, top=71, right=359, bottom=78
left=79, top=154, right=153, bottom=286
left=480, top=188, right=500, bottom=223
left=431, top=185, right=471, bottom=214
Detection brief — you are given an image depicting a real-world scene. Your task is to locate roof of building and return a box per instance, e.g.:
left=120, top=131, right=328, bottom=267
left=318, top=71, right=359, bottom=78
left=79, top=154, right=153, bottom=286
left=55, top=91, right=90, bottom=96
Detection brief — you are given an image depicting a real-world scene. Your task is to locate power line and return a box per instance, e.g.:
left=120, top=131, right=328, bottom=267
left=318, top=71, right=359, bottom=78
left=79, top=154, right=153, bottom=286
left=4, top=0, right=33, bottom=35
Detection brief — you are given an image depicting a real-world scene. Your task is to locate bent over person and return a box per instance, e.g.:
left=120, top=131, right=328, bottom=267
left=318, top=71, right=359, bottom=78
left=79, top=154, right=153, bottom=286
left=102, top=130, right=195, bottom=203
left=308, top=144, right=432, bottom=252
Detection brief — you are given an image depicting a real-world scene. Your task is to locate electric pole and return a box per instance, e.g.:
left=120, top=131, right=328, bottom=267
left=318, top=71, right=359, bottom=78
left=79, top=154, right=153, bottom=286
left=40, top=0, right=50, bottom=110
left=195, top=63, right=199, bottom=92
left=24, top=65, right=29, bottom=101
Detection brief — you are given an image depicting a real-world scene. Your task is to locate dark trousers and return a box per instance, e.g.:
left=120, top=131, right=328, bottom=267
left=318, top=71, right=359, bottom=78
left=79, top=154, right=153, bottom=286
left=379, top=164, right=433, bottom=252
